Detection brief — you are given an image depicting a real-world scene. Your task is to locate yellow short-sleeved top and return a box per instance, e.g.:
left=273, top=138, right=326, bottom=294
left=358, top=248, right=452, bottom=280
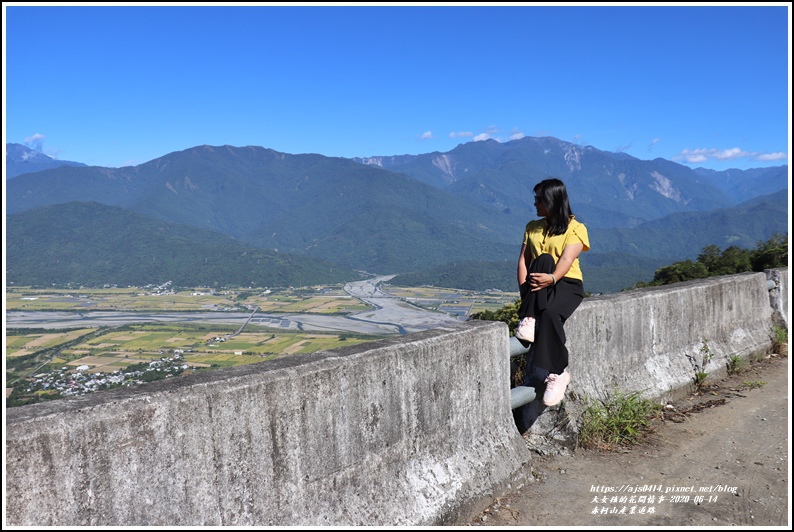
left=522, top=215, right=590, bottom=281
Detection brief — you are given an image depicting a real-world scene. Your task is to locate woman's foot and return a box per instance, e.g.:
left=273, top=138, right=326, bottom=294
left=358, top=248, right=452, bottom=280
left=515, top=317, right=536, bottom=342
left=542, top=369, right=571, bottom=406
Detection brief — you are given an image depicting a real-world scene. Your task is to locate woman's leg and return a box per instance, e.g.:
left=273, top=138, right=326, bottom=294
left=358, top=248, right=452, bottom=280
left=517, top=254, right=584, bottom=422
left=530, top=278, right=584, bottom=375
left=515, top=276, right=584, bottom=430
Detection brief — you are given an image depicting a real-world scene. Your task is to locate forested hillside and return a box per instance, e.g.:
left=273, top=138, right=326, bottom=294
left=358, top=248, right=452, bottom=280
left=6, top=202, right=359, bottom=288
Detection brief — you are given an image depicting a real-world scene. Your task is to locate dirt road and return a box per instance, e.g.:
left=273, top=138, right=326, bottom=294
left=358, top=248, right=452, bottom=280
left=470, top=353, right=791, bottom=527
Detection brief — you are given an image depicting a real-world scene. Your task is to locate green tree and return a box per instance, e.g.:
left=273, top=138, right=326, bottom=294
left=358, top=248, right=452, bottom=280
left=750, top=232, right=788, bottom=271
left=652, top=260, right=709, bottom=285
left=471, top=298, right=521, bottom=336
left=711, top=245, right=752, bottom=276
left=697, top=245, right=722, bottom=273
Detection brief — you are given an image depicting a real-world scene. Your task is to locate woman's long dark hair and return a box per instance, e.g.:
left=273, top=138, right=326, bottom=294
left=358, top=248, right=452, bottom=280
left=534, top=178, right=573, bottom=235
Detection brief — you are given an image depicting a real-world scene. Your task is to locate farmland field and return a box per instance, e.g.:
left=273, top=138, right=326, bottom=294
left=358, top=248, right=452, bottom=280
left=5, top=321, right=379, bottom=405
left=55, top=323, right=376, bottom=370
left=6, top=328, right=97, bottom=358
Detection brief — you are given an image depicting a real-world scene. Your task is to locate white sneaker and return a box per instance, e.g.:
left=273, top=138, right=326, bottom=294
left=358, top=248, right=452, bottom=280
left=542, top=369, right=571, bottom=406
left=515, top=317, right=535, bottom=342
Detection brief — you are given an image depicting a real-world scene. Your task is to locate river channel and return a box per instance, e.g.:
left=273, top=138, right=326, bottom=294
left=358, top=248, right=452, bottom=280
left=5, top=276, right=462, bottom=336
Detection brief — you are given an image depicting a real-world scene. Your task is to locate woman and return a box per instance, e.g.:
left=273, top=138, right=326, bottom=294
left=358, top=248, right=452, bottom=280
left=515, top=178, right=589, bottom=411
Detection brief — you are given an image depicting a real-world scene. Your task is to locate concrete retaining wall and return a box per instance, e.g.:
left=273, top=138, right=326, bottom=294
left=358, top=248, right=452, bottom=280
left=5, top=321, right=531, bottom=527
left=5, top=269, right=788, bottom=525
left=570, top=271, right=775, bottom=401
left=524, top=269, right=786, bottom=451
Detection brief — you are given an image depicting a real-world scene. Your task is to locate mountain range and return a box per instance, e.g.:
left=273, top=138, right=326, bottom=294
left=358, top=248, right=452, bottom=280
left=5, top=138, right=789, bottom=293
left=6, top=143, right=87, bottom=178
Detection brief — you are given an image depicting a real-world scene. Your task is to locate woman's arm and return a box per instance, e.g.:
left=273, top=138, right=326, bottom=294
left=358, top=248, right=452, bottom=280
left=529, top=242, right=583, bottom=292
left=517, top=243, right=528, bottom=288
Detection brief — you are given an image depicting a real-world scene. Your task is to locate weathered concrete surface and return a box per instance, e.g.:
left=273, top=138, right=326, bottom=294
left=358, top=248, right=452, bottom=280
left=767, top=267, right=789, bottom=328
left=523, top=270, right=784, bottom=453
left=5, top=321, right=531, bottom=526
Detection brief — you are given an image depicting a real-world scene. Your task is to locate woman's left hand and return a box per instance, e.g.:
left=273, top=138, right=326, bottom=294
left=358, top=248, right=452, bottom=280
left=528, top=272, right=555, bottom=292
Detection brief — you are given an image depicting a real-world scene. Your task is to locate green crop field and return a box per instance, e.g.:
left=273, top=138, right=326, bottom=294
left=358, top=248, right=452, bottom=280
left=7, top=328, right=97, bottom=357
left=13, top=322, right=376, bottom=379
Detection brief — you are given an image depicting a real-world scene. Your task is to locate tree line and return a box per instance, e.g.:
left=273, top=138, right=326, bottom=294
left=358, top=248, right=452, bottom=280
left=629, top=232, right=787, bottom=288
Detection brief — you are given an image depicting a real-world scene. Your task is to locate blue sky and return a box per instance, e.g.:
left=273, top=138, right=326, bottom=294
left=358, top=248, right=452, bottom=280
left=3, top=3, right=791, bottom=172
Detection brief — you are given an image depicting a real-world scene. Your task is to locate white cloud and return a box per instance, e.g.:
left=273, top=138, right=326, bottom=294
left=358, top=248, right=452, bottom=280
left=472, top=126, right=502, bottom=142
left=24, top=133, right=46, bottom=152
left=755, top=152, right=788, bottom=162
left=648, top=138, right=661, bottom=151
left=677, top=151, right=709, bottom=163
left=419, top=131, right=433, bottom=140
left=674, top=147, right=788, bottom=164
left=675, top=148, right=725, bottom=163
left=509, top=128, right=524, bottom=141
left=449, top=131, right=473, bottom=138
left=714, top=147, right=750, bottom=160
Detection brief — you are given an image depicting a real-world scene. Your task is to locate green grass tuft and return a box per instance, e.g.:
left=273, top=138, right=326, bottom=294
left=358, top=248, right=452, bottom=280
left=578, top=389, right=661, bottom=451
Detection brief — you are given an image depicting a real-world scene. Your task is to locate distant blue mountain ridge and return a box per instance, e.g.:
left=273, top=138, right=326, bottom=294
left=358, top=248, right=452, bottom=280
left=5, top=138, right=788, bottom=293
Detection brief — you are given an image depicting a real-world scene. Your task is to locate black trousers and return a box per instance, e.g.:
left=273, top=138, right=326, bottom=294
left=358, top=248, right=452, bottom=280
left=518, top=253, right=584, bottom=377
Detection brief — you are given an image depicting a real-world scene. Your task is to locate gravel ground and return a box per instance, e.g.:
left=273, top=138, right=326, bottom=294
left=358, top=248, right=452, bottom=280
left=469, top=351, right=791, bottom=527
